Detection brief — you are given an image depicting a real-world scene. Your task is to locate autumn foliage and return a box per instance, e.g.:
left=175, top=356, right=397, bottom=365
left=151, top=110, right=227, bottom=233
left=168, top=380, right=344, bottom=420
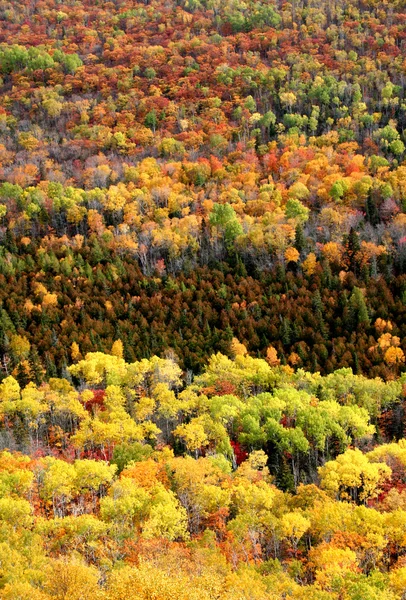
left=0, top=0, right=406, bottom=596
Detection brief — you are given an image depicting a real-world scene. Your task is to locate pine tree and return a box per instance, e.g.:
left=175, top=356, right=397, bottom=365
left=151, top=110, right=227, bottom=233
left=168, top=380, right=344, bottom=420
left=349, top=287, right=370, bottom=327
left=294, top=223, right=305, bottom=253
left=280, top=318, right=291, bottom=345
left=45, top=354, right=58, bottom=378
left=312, top=290, right=328, bottom=339
left=365, top=192, right=380, bottom=226
left=345, top=227, right=361, bottom=273
left=29, top=345, right=44, bottom=385
left=16, top=361, right=30, bottom=388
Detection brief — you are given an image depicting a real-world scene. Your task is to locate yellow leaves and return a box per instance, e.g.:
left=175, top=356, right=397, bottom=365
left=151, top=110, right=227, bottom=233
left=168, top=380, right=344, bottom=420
left=70, top=341, right=81, bottom=362
left=284, top=246, right=300, bottom=263
left=68, top=352, right=128, bottom=386
left=367, top=439, right=406, bottom=468
left=10, top=334, right=30, bottom=360
left=44, top=557, right=102, bottom=600
left=121, top=459, right=162, bottom=490
left=132, top=126, right=155, bottom=147
left=111, top=339, right=124, bottom=359
left=42, top=292, right=58, bottom=307
left=383, top=509, right=406, bottom=548
left=46, top=378, right=87, bottom=420
left=247, top=450, right=268, bottom=472
left=83, top=163, right=111, bottom=188
left=101, top=476, right=188, bottom=541
left=66, top=204, right=87, bottom=225
left=88, top=208, right=105, bottom=235
left=74, top=459, right=116, bottom=494
left=39, top=457, right=76, bottom=503
left=134, top=396, right=156, bottom=421
left=153, top=382, right=179, bottom=420
left=18, top=132, right=40, bottom=151
left=173, top=416, right=209, bottom=454
left=19, top=382, right=47, bottom=419
left=279, top=91, right=297, bottom=108
left=389, top=566, right=406, bottom=599
left=1, top=581, right=50, bottom=600
left=322, top=241, right=343, bottom=265
left=115, top=228, right=139, bottom=254
left=281, top=512, right=311, bottom=544
left=379, top=332, right=400, bottom=350
left=32, top=279, right=57, bottom=309
left=104, top=183, right=131, bottom=212
left=288, top=181, right=310, bottom=200
left=42, top=97, right=63, bottom=118
left=319, top=206, right=345, bottom=230
left=0, top=376, right=21, bottom=410
left=0, top=461, right=34, bottom=500
left=72, top=384, right=144, bottom=450
left=310, top=544, right=358, bottom=589
left=358, top=240, right=386, bottom=264
left=232, top=479, right=276, bottom=515
left=0, top=496, right=33, bottom=529
left=303, top=252, right=317, bottom=275
left=318, top=448, right=391, bottom=502
left=142, top=484, right=188, bottom=541
left=106, top=562, right=202, bottom=600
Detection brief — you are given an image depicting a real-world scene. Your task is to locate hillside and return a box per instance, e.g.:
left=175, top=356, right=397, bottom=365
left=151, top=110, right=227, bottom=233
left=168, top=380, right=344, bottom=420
left=1, top=0, right=406, bottom=598
left=0, top=0, right=405, bottom=379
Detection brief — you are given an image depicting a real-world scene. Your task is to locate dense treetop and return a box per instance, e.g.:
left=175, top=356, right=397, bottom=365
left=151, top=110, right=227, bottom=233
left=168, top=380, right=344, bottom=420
left=0, top=0, right=406, bottom=379
left=1, top=0, right=406, bottom=596
left=0, top=350, right=406, bottom=598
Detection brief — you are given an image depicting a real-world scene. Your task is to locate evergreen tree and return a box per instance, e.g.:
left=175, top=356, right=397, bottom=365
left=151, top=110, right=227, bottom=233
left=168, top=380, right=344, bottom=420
left=345, top=228, right=361, bottom=273
left=365, top=192, right=380, bottom=226
left=349, top=287, right=370, bottom=327
left=294, top=223, right=305, bottom=254
left=29, top=345, right=44, bottom=386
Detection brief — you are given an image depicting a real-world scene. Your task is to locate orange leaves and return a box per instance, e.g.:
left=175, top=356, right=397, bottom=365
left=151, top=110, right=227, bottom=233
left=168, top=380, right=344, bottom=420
left=121, top=459, right=169, bottom=490
left=356, top=241, right=386, bottom=266
left=8, top=164, right=38, bottom=188
left=88, top=209, right=105, bottom=235
left=384, top=347, right=405, bottom=366
left=284, top=246, right=300, bottom=263
left=265, top=345, right=280, bottom=367
left=370, top=330, right=405, bottom=369
left=321, top=242, right=343, bottom=265
left=230, top=337, right=248, bottom=358
left=374, top=318, right=393, bottom=335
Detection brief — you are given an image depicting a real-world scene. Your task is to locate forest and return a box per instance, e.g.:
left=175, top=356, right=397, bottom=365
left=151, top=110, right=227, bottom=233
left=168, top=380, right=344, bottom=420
left=1, top=350, right=406, bottom=599
left=1, top=0, right=406, bottom=597
left=0, top=0, right=406, bottom=380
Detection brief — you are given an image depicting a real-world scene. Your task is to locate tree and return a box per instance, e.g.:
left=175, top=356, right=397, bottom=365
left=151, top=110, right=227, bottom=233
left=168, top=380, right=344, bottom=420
left=349, top=287, right=370, bottom=327
left=285, top=199, right=310, bottom=225
left=318, top=449, right=391, bottom=504
left=44, top=558, right=101, bottom=600
left=111, top=340, right=124, bottom=359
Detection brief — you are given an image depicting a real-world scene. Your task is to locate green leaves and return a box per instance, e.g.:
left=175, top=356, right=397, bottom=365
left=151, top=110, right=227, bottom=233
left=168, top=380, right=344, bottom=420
left=0, top=45, right=82, bottom=75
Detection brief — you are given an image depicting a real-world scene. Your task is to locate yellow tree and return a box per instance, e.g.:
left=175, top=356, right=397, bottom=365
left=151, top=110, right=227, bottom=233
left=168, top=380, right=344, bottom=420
left=318, top=448, right=391, bottom=504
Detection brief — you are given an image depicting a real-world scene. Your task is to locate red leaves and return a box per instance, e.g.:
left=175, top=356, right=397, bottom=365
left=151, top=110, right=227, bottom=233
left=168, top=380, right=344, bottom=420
left=84, top=390, right=106, bottom=414
left=230, top=441, right=248, bottom=466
